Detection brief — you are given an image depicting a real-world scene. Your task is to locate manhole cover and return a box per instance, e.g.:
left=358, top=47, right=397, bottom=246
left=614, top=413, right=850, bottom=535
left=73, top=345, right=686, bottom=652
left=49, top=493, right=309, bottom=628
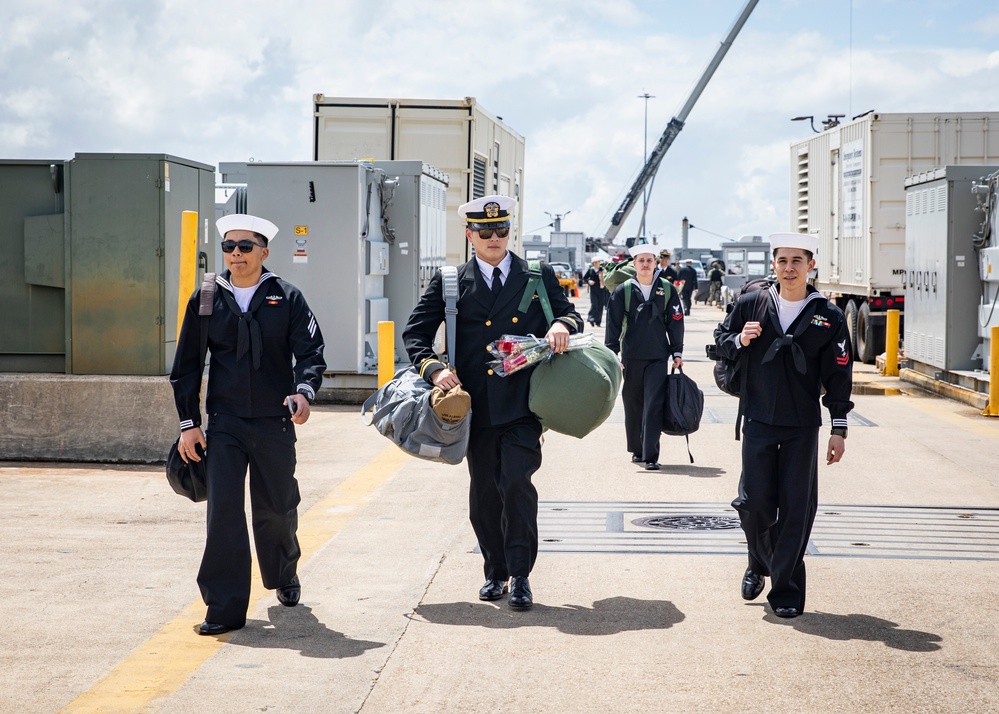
left=632, top=515, right=741, bottom=531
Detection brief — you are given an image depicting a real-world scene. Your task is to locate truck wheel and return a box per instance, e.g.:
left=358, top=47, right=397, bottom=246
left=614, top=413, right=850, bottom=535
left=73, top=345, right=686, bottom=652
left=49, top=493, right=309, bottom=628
left=856, top=301, right=877, bottom=364
left=843, top=300, right=859, bottom=359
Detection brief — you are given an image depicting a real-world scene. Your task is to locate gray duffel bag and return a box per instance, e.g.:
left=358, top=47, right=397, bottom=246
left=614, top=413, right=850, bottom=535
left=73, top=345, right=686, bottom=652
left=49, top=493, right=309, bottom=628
left=361, top=266, right=470, bottom=465
left=361, top=367, right=471, bottom=465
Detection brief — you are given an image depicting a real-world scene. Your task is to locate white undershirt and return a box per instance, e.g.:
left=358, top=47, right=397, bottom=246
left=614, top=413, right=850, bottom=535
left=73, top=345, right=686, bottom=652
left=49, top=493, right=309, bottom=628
left=232, top=284, right=260, bottom=312
left=777, top=295, right=805, bottom=332
left=636, top=281, right=654, bottom=301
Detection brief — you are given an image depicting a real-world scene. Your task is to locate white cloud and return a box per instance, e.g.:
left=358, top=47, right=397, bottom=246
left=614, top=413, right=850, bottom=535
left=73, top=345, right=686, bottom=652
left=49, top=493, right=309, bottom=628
left=1, top=0, right=997, bottom=248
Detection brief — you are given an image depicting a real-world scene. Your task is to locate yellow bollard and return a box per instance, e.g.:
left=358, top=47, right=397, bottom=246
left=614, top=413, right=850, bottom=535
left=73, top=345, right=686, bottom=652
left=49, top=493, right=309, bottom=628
left=985, top=326, right=999, bottom=417
left=884, top=309, right=900, bottom=376
left=176, top=210, right=199, bottom=340
left=378, top=321, right=395, bottom=387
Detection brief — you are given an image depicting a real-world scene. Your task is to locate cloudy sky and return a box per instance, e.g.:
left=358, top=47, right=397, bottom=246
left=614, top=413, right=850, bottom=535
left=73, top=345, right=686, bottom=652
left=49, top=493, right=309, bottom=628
left=3, top=0, right=998, bottom=250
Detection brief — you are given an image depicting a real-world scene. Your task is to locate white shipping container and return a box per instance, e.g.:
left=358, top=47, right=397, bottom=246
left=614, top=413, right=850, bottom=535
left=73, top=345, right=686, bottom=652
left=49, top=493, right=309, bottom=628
left=313, top=95, right=526, bottom=266
left=791, top=112, right=999, bottom=299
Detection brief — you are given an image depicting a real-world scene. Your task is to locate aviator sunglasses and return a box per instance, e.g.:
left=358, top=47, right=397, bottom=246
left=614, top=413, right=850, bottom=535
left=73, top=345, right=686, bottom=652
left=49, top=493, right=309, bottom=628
left=476, top=227, right=510, bottom=239
left=221, top=239, right=264, bottom=253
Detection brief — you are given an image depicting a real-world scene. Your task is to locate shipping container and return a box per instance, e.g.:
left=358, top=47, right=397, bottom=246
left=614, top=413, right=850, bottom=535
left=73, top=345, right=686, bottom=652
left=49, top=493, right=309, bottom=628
left=790, top=112, right=999, bottom=362
left=313, top=95, right=525, bottom=266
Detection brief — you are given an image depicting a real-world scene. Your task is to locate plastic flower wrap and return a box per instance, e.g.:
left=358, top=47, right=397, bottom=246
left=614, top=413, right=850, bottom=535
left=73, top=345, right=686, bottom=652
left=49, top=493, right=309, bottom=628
left=486, top=333, right=594, bottom=377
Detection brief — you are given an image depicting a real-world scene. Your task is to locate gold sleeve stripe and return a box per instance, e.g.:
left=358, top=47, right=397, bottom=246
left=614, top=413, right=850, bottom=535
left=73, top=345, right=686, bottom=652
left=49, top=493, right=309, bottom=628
left=419, top=359, right=445, bottom=379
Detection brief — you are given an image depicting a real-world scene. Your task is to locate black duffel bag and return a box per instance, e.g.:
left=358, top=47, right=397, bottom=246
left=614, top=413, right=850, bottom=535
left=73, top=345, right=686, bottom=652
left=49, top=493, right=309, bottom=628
left=662, top=366, right=703, bottom=464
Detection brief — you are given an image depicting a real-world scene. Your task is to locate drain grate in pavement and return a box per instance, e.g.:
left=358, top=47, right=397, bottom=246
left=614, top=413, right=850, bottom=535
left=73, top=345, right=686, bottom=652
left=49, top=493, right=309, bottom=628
left=633, top=515, right=741, bottom=531
left=538, top=501, right=999, bottom=560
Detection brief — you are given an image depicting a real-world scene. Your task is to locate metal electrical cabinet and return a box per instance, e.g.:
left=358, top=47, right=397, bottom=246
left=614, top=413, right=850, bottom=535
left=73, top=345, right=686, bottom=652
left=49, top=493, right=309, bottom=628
left=0, top=160, right=67, bottom=372
left=218, top=160, right=449, bottom=372
left=231, top=161, right=391, bottom=375
left=903, top=165, right=998, bottom=373
left=372, top=160, right=449, bottom=360
left=0, top=153, right=215, bottom=375
left=66, top=154, right=216, bottom=374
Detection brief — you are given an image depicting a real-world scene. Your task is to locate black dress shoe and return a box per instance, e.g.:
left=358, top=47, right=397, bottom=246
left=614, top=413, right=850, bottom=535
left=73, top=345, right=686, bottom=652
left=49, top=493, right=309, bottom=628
left=277, top=575, right=301, bottom=607
left=198, top=621, right=240, bottom=636
left=774, top=606, right=802, bottom=618
left=478, top=578, right=509, bottom=601
left=509, top=576, right=533, bottom=609
left=741, top=569, right=765, bottom=601
left=631, top=454, right=643, bottom=463
left=645, top=462, right=660, bottom=471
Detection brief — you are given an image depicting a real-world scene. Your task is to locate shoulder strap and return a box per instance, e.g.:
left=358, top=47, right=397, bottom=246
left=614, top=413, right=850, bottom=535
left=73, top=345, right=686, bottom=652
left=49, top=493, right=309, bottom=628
left=734, top=288, right=770, bottom=441
left=198, top=272, right=216, bottom=367
left=198, top=272, right=216, bottom=316
left=517, top=260, right=555, bottom=326
left=441, top=266, right=459, bottom=368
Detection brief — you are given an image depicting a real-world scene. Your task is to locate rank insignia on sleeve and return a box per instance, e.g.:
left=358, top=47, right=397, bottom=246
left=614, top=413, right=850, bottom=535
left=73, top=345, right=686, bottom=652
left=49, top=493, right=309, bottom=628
left=672, top=305, right=683, bottom=320
left=835, top=338, right=850, bottom=365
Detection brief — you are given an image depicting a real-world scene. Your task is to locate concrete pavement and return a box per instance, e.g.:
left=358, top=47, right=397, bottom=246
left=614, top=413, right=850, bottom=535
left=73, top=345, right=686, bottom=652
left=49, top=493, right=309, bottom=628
left=2, top=293, right=998, bottom=713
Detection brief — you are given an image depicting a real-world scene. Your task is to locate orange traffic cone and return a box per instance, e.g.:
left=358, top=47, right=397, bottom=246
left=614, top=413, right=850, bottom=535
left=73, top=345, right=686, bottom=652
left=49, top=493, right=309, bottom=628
left=573, top=287, right=580, bottom=298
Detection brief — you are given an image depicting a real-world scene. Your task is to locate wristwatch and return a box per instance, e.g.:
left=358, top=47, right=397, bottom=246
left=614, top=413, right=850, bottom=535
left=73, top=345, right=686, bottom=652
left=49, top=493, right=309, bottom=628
left=830, top=427, right=848, bottom=438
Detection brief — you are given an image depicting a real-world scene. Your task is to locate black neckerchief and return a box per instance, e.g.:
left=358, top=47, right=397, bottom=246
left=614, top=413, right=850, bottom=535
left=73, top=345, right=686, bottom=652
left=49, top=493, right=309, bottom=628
left=219, top=273, right=275, bottom=369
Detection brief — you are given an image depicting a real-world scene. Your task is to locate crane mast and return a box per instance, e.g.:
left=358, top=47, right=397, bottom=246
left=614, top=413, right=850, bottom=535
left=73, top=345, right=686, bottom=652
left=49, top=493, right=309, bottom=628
left=604, top=0, right=759, bottom=243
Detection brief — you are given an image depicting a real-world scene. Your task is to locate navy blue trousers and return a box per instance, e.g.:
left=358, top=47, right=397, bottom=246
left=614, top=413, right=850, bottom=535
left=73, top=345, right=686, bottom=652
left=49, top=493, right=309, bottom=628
left=732, top=419, right=819, bottom=611
left=466, top=418, right=543, bottom=581
left=622, top=358, right=668, bottom=463
left=199, top=413, right=300, bottom=628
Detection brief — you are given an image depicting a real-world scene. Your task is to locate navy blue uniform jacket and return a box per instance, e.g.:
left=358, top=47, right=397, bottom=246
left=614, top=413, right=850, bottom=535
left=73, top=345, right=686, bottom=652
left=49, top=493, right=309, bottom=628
left=170, top=270, right=326, bottom=431
left=713, top=284, right=854, bottom=429
left=604, top=274, right=685, bottom=361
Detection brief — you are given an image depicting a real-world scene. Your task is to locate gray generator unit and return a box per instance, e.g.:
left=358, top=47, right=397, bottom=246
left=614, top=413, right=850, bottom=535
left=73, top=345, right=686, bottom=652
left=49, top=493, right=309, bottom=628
left=218, top=160, right=449, bottom=373
left=903, top=165, right=999, bottom=375
left=972, top=168, right=999, bottom=373
left=372, top=160, right=449, bottom=360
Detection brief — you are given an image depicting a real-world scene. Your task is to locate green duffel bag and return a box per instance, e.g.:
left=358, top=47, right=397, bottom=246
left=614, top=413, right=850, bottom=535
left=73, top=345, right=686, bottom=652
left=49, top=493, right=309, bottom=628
left=517, top=260, right=623, bottom=438
left=602, top=257, right=635, bottom=293
left=529, top=341, right=622, bottom=438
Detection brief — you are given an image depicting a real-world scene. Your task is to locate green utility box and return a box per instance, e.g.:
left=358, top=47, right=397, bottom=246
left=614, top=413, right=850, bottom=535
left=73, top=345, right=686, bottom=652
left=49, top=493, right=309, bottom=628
left=0, top=153, right=216, bottom=375
left=0, top=160, right=67, bottom=372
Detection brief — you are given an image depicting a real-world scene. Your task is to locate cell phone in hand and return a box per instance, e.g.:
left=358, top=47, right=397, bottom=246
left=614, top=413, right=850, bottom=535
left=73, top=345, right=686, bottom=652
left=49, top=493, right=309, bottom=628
left=287, top=397, right=298, bottom=416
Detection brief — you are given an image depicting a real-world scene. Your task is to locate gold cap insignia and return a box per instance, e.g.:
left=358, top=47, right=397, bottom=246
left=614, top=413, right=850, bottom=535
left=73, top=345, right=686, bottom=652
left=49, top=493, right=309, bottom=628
left=485, top=202, right=500, bottom=219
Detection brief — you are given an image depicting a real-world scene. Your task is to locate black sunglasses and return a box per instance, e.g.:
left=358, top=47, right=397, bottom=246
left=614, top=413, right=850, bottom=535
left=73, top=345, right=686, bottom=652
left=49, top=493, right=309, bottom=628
left=221, top=239, right=264, bottom=253
left=476, top=227, right=510, bottom=239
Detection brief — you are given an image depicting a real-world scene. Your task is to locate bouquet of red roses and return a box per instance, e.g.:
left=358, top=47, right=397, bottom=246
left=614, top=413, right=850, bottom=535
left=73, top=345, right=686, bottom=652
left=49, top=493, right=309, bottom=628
left=486, top=333, right=594, bottom=377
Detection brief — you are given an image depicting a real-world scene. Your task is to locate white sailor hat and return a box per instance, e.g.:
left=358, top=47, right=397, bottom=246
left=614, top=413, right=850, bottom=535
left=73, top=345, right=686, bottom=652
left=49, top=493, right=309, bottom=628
left=458, top=195, right=516, bottom=229
left=628, top=243, right=660, bottom=258
left=216, top=214, right=280, bottom=244
left=768, top=232, right=818, bottom=256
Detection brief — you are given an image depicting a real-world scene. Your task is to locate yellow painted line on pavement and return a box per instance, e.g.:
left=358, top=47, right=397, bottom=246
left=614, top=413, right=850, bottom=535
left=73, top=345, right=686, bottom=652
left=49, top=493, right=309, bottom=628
left=62, top=446, right=411, bottom=714
left=904, top=396, right=999, bottom=440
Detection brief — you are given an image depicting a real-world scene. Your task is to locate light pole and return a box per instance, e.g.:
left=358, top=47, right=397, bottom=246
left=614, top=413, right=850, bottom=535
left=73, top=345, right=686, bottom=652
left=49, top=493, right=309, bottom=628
left=545, top=210, right=571, bottom=232
left=638, top=92, right=655, bottom=240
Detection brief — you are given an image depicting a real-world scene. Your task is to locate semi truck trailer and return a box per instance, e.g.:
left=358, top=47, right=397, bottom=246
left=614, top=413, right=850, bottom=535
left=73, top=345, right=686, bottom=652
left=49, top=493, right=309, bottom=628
left=790, top=111, right=999, bottom=362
